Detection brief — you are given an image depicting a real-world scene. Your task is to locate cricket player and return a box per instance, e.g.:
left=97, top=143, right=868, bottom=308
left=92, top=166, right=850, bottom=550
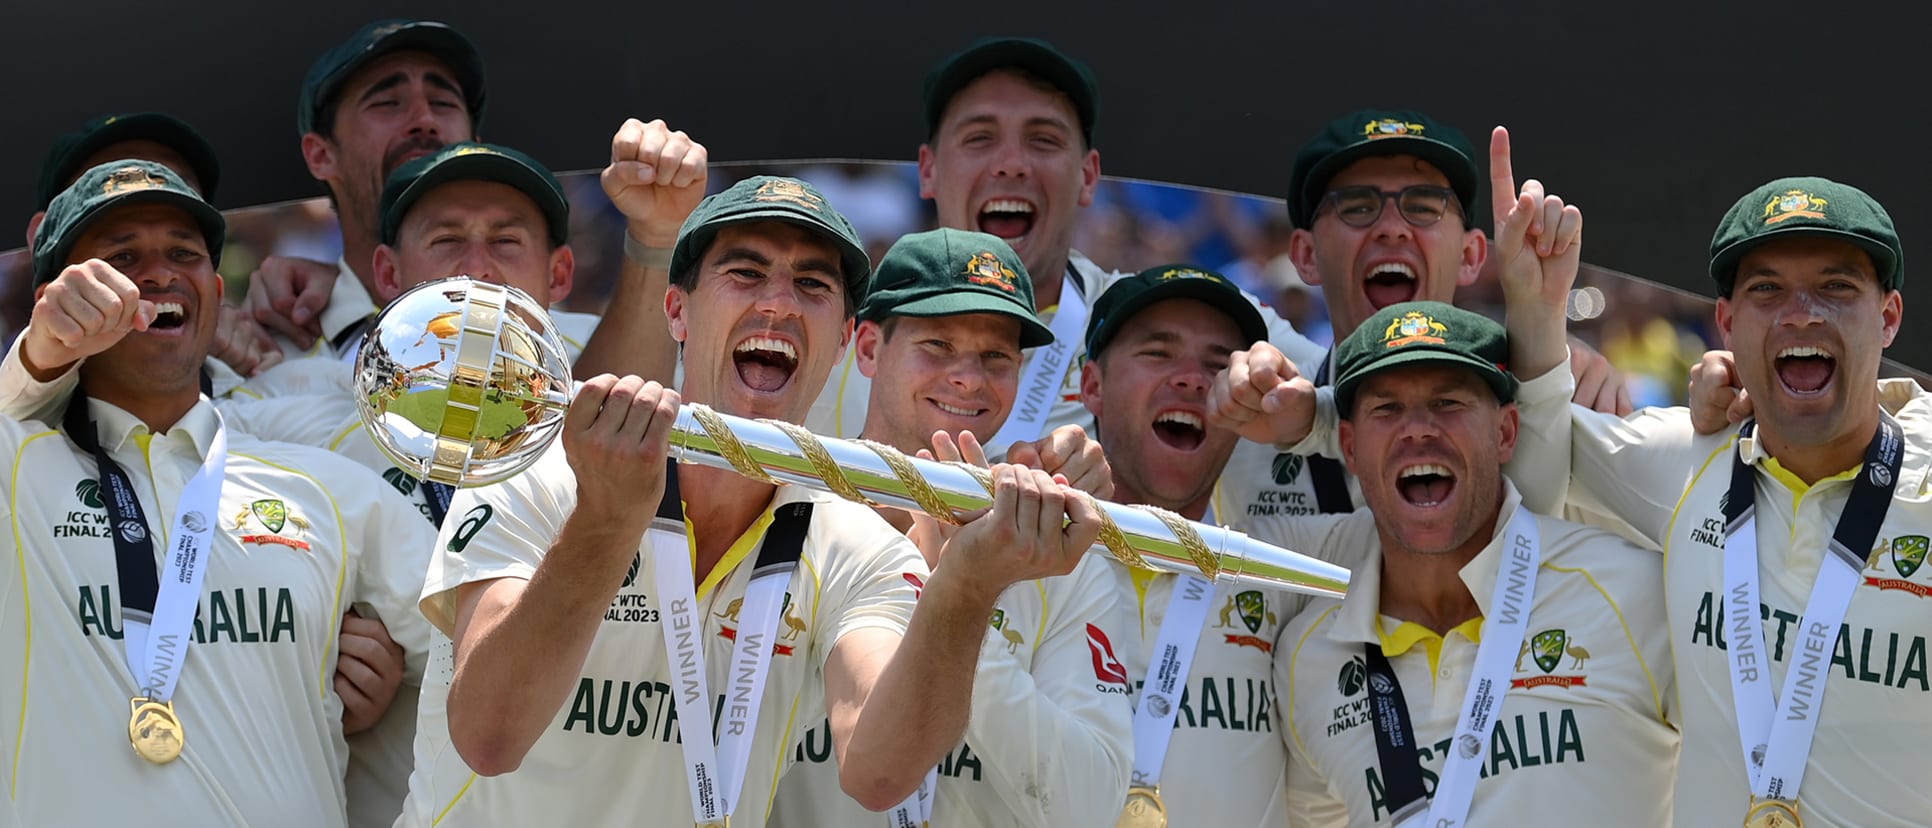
left=771, top=228, right=1132, bottom=827
left=1503, top=175, right=1929, bottom=827
left=0, top=160, right=435, bottom=827
left=1269, top=301, right=1674, bottom=827
left=806, top=37, right=1325, bottom=460
left=397, top=176, right=1106, bottom=827
left=1078, top=264, right=1324, bottom=826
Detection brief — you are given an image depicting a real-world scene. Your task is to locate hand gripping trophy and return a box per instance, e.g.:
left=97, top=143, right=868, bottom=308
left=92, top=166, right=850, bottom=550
left=354, top=277, right=1349, bottom=597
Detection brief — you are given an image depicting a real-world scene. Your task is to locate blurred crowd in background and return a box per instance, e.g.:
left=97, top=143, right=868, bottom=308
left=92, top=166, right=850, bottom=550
left=0, top=160, right=1863, bottom=407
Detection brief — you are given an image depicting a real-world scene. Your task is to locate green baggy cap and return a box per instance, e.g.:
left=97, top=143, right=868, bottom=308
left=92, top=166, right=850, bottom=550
left=33, top=160, right=225, bottom=285
left=1332, top=301, right=1515, bottom=416
left=1708, top=176, right=1902, bottom=295
left=859, top=228, right=1053, bottom=348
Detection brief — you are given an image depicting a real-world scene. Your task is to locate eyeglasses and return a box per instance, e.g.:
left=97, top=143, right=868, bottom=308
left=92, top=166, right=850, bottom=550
left=1316, top=185, right=1462, bottom=228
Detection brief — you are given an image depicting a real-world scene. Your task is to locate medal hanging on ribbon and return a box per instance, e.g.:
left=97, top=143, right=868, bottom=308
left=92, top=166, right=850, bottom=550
left=1115, top=573, right=1215, bottom=828
left=1363, top=506, right=1543, bottom=828
left=652, top=462, right=812, bottom=826
left=63, top=395, right=227, bottom=766
left=1721, top=414, right=1901, bottom=828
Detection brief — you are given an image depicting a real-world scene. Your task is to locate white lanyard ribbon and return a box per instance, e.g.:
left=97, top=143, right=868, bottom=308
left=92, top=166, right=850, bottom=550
left=121, top=420, right=228, bottom=701
left=1130, top=574, right=1215, bottom=787
left=1718, top=414, right=1900, bottom=805
left=988, top=273, right=1086, bottom=454
left=653, top=518, right=793, bottom=824
left=1723, top=516, right=1857, bottom=801
left=884, top=774, right=935, bottom=827
left=1398, top=505, right=1542, bottom=828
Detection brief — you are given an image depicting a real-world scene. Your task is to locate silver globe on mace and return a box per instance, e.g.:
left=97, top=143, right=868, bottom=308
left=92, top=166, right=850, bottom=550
left=354, top=277, right=1349, bottom=598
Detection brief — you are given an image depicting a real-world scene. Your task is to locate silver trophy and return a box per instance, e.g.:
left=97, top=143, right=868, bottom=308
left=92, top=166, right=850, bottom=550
left=356, top=277, right=1349, bottom=598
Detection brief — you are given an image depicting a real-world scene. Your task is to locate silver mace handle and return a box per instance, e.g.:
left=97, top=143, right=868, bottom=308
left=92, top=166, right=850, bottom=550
left=662, top=403, right=1349, bottom=598
left=361, top=278, right=1348, bottom=598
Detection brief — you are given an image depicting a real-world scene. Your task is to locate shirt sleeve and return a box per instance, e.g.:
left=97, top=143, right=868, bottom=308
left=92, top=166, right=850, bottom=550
left=1277, top=616, right=1352, bottom=828
left=805, top=504, right=927, bottom=670
left=958, top=555, right=1133, bottom=826
left=214, top=394, right=355, bottom=447
left=421, top=441, right=574, bottom=634
left=1503, top=360, right=1580, bottom=518
left=323, top=452, right=440, bottom=686
left=0, top=334, right=78, bottom=426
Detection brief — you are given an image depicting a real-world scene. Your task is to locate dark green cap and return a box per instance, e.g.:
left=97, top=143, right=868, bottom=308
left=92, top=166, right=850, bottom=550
left=380, top=142, right=568, bottom=246
left=36, top=113, right=221, bottom=210
left=33, top=160, right=226, bottom=285
left=1708, top=176, right=1902, bottom=294
left=924, top=37, right=1098, bottom=145
left=1085, top=264, right=1268, bottom=358
left=298, top=19, right=486, bottom=136
left=670, top=175, right=872, bottom=301
left=858, top=229, right=1053, bottom=348
left=1287, top=109, right=1477, bottom=229
left=1332, top=301, right=1515, bottom=416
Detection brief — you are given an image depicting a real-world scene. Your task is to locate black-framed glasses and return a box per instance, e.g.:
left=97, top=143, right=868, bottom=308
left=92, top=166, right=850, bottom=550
left=1316, top=185, right=1462, bottom=228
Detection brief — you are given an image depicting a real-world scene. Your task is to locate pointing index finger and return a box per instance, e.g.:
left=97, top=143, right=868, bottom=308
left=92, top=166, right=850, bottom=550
left=1489, top=126, right=1517, bottom=227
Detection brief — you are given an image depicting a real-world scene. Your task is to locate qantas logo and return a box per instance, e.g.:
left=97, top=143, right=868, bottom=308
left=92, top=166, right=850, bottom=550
left=1086, top=623, right=1130, bottom=693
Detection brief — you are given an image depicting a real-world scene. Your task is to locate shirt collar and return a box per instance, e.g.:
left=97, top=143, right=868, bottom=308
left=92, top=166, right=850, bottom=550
left=1330, top=480, right=1528, bottom=645
left=86, top=397, right=222, bottom=458
left=317, top=257, right=379, bottom=349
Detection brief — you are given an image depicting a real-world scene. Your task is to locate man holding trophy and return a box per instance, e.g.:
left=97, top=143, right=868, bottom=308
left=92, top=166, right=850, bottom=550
left=397, top=176, right=1111, bottom=827
left=770, top=228, right=1134, bottom=827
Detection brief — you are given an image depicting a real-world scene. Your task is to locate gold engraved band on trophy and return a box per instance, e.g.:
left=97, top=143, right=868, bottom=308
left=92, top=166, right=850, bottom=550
left=1117, top=785, right=1167, bottom=828
left=128, top=696, right=184, bottom=765
left=1744, top=796, right=1801, bottom=828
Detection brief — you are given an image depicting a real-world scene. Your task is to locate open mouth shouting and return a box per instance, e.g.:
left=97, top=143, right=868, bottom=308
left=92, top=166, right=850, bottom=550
left=733, top=335, right=799, bottom=394
left=148, top=301, right=188, bottom=331
left=1397, top=463, right=1456, bottom=508
left=1362, top=261, right=1418, bottom=310
left=1151, top=409, right=1207, bottom=451
left=1774, top=345, right=1836, bottom=398
left=977, top=198, right=1036, bottom=244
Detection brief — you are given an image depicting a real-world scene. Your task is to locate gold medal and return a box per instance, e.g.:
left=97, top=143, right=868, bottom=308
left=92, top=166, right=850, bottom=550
left=1744, top=797, right=1801, bottom=828
left=1116, top=785, right=1167, bottom=828
left=696, top=819, right=728, bottom=828
left=127, top=696, right=184, bottom=765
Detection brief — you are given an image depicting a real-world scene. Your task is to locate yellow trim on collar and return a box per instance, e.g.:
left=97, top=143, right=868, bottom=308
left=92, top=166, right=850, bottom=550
left=692, top=505, right=779, bottom=601
left=1376, top=616, right=1484, bottom=680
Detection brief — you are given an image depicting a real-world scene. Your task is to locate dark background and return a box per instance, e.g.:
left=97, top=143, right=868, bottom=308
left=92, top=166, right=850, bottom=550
left=5, top=0, right=1923, bottom=368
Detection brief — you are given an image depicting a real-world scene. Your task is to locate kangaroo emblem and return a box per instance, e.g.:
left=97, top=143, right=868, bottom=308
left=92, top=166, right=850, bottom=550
left=1515, top=640, right=1533, bottom=672
left=1215, top=595, right=1238, bottom=628
left=715, top=598, right=742, bottom=622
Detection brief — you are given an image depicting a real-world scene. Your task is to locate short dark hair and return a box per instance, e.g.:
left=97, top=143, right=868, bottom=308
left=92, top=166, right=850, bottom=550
left=927, top=66, right=1091, bottom=151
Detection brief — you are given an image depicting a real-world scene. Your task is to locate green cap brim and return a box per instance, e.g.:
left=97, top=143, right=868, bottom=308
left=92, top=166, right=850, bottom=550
left=1086, top=279, right=1268, bottom=358
left=383, top=152, right=567, bottom=246
left=874, top=291, right=1055, bottom=349
left=675, top=208, right=872, bottom=300
left=1710, top=226, right=1901, bottom=295
left=1333, top=348, right=1516, bottom=417
left=37, top=190, right=226, bottom=285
